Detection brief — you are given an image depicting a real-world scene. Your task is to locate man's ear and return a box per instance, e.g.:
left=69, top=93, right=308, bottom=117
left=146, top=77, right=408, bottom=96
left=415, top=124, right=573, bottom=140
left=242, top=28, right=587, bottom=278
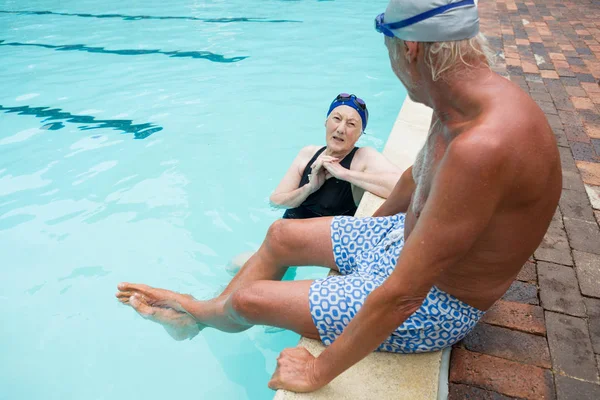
left=405, top=41, right=419, bottom=63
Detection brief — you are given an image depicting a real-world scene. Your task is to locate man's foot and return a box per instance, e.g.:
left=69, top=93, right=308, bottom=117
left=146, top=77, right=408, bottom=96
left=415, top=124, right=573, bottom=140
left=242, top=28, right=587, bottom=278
left=116, top=283, right=204, bottom=341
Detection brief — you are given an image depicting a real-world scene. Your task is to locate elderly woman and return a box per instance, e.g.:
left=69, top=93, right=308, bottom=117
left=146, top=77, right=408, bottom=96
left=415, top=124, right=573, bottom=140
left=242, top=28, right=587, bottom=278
left=227, top=94, right=401, bottom=274
left=270, top=93, right=401, bottom=219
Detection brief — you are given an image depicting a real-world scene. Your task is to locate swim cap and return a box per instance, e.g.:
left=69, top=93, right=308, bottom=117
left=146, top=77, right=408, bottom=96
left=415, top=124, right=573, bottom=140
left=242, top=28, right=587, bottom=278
left=383, top=0, right=479, bottom=42
left=327, top=93, right=369, bottom=132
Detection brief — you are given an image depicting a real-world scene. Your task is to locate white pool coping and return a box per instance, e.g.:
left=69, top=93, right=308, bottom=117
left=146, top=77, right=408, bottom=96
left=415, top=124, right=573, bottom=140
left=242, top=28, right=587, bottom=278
left=274, top=97, right=448, bottom=400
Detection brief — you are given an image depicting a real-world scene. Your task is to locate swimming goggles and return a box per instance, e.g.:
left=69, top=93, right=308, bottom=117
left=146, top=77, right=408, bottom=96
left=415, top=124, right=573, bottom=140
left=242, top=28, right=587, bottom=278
left=375, top=0, right=475, bottom=38
left=335, top=93, right=367, bottom=111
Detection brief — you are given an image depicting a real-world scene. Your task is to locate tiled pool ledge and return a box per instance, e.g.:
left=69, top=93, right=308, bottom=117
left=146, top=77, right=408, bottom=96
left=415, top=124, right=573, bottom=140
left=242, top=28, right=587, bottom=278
left=274, top=97, right=448, bottom=400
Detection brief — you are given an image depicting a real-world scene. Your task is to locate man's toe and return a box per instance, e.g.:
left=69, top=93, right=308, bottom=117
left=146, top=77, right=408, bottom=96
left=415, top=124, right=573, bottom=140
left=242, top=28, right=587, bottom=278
left=130, top=295, right=156, bottom=318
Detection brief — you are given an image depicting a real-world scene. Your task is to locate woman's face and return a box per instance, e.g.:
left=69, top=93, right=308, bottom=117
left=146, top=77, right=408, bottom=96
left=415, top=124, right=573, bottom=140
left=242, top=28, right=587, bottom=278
left=324, top=105, right=362, bottom=153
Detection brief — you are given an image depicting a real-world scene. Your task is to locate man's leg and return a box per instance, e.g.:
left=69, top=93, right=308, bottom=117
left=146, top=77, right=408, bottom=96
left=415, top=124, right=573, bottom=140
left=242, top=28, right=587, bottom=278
left=121, top=280, right=320, bottom=339
left=116, top=217, right=337, bottom=338
left=218, top=217, right=337, bottom=297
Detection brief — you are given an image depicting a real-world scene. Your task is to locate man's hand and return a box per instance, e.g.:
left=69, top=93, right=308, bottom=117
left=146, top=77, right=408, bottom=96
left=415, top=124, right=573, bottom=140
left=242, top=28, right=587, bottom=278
left=268, top=347, right=327, bottom=393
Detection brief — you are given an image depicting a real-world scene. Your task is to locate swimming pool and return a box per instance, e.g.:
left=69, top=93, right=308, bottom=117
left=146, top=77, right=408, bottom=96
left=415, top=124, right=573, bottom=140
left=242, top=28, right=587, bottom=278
left=0, top=0, right=406, bottom=398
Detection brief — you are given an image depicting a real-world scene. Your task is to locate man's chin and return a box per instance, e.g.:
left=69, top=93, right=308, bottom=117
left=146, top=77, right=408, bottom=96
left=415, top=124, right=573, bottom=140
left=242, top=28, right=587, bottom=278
left=406, top=91, right=418, bottom=102
left=406, top=91, right=427, bottom=106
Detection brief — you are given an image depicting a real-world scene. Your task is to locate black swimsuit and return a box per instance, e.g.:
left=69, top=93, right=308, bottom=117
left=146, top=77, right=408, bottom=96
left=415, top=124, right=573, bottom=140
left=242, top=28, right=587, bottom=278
left=283, top=147, right=359, bottom=219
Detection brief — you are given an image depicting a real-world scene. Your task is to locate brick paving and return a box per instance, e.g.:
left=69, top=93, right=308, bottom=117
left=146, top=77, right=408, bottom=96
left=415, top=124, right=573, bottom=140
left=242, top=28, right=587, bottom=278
left=449, top=1, right=600, bottom=398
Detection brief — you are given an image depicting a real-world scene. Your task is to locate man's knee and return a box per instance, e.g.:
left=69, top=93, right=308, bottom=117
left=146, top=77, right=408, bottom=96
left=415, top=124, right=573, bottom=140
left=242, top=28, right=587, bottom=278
left=264, top=219, right=295, bottom=256
left=228, top=286, right=265, bottom=325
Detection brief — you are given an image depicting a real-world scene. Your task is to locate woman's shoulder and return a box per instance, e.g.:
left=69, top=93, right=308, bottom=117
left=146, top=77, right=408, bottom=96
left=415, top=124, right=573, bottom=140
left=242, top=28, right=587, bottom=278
left=300, top=144, right=322, bottom=153
left=352, top=146, right=377, bottom=163
left=289, top=145, right=322, bottom=171
left=297, top=145, right=322, bottom=160
left=354, top=146, right=376, bottom=155
left=355, top=146, right=390, bottom=160
left=351, top=146, right=397, bottom=171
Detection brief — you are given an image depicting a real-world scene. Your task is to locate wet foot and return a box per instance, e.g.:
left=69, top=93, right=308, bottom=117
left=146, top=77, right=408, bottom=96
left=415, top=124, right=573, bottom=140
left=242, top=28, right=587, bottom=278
left=116, top=283, right=204, bottom=341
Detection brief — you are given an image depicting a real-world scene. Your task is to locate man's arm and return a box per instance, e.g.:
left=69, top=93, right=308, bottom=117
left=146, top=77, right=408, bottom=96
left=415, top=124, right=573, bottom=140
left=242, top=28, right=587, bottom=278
left=270, top=135, right=511, bottom=392
left=372, top=166, right=416, bottom=216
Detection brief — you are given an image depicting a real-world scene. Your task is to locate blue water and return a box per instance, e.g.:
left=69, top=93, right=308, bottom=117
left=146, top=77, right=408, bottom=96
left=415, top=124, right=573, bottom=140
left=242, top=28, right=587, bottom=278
left=0, top=0, right=406, bottom=398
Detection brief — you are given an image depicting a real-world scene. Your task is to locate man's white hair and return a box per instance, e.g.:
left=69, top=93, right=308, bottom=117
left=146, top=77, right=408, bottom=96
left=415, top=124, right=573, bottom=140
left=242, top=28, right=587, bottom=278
left=391, top=33, right=496, bottom=81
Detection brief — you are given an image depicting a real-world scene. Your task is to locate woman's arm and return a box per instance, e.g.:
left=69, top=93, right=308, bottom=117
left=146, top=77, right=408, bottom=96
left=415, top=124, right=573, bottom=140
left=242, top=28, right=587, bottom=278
left=270, top=185, right=313, bottom=210
left=372, top=166, right=416, bottom=217
left=269, top=146, right=321, bottom=209
left=323, top=147, right=402, bottom=199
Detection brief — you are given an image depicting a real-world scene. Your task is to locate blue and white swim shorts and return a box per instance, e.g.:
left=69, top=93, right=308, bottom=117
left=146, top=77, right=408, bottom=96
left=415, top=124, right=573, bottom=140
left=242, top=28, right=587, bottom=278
left=308, top=213, right=485, bottom=354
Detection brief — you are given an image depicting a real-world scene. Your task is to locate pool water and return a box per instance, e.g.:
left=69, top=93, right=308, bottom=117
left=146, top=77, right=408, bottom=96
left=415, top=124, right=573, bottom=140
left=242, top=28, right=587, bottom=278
left=0, top=0, right=406, bottom=398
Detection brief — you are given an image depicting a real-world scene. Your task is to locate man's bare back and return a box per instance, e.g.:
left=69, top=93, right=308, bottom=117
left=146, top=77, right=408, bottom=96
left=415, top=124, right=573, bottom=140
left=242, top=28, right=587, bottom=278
left=402, top=74, right=561, bottom=310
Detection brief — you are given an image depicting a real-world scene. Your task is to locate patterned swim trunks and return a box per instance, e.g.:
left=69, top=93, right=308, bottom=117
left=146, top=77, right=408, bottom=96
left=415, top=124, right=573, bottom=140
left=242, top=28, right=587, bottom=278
left=308, top=213, right=485, bottom=353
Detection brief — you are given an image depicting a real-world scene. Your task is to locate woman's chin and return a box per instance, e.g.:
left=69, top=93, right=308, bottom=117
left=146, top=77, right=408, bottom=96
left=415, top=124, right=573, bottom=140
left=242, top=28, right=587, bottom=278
left=327, top=140, right=346, bottom=152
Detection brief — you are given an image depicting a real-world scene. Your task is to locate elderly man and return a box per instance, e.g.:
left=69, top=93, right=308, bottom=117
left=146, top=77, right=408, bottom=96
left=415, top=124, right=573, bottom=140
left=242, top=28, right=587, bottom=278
left=116, top=0, right=561, bottom=393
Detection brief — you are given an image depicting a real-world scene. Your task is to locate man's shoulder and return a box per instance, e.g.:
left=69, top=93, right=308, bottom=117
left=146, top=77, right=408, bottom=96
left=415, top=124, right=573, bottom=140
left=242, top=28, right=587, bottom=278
left=448, top=105, right=553, bottom=183
left=461, top=91, right=549, bottom=156
left=447, top=130, right=511, bottom=174
left=487, top=82, right=550, bottom=140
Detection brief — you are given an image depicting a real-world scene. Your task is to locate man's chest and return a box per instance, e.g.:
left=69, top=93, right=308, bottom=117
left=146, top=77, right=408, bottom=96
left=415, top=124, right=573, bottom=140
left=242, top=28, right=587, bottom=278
left=411, top=127, right=449, bottom=215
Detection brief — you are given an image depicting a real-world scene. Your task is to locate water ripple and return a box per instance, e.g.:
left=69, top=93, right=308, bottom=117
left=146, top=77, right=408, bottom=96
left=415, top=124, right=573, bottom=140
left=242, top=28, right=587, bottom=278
left=0, top=105, right=162, bottom=139
left=0, top=40, right=248, bottom=63
left=58, top=266, right=111, bottom=281
left=0, top=10, right=301, bottom=23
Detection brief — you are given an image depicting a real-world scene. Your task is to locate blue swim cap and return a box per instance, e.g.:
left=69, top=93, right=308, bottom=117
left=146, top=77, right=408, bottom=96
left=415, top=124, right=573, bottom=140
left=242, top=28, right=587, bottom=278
left=327, top=93, right=369, bottom=132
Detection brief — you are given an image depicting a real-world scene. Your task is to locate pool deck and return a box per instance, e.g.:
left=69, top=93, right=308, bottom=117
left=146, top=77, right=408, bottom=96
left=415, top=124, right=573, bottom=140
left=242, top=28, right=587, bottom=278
left=279, top=1, right=600, bottom=398
left=449, top=1, right=600, bottom=398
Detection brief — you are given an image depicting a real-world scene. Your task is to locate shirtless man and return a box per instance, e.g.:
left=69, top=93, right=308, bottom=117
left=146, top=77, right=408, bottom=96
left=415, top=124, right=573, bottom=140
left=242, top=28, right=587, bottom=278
left=116, top=0, right=561, bottom=393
